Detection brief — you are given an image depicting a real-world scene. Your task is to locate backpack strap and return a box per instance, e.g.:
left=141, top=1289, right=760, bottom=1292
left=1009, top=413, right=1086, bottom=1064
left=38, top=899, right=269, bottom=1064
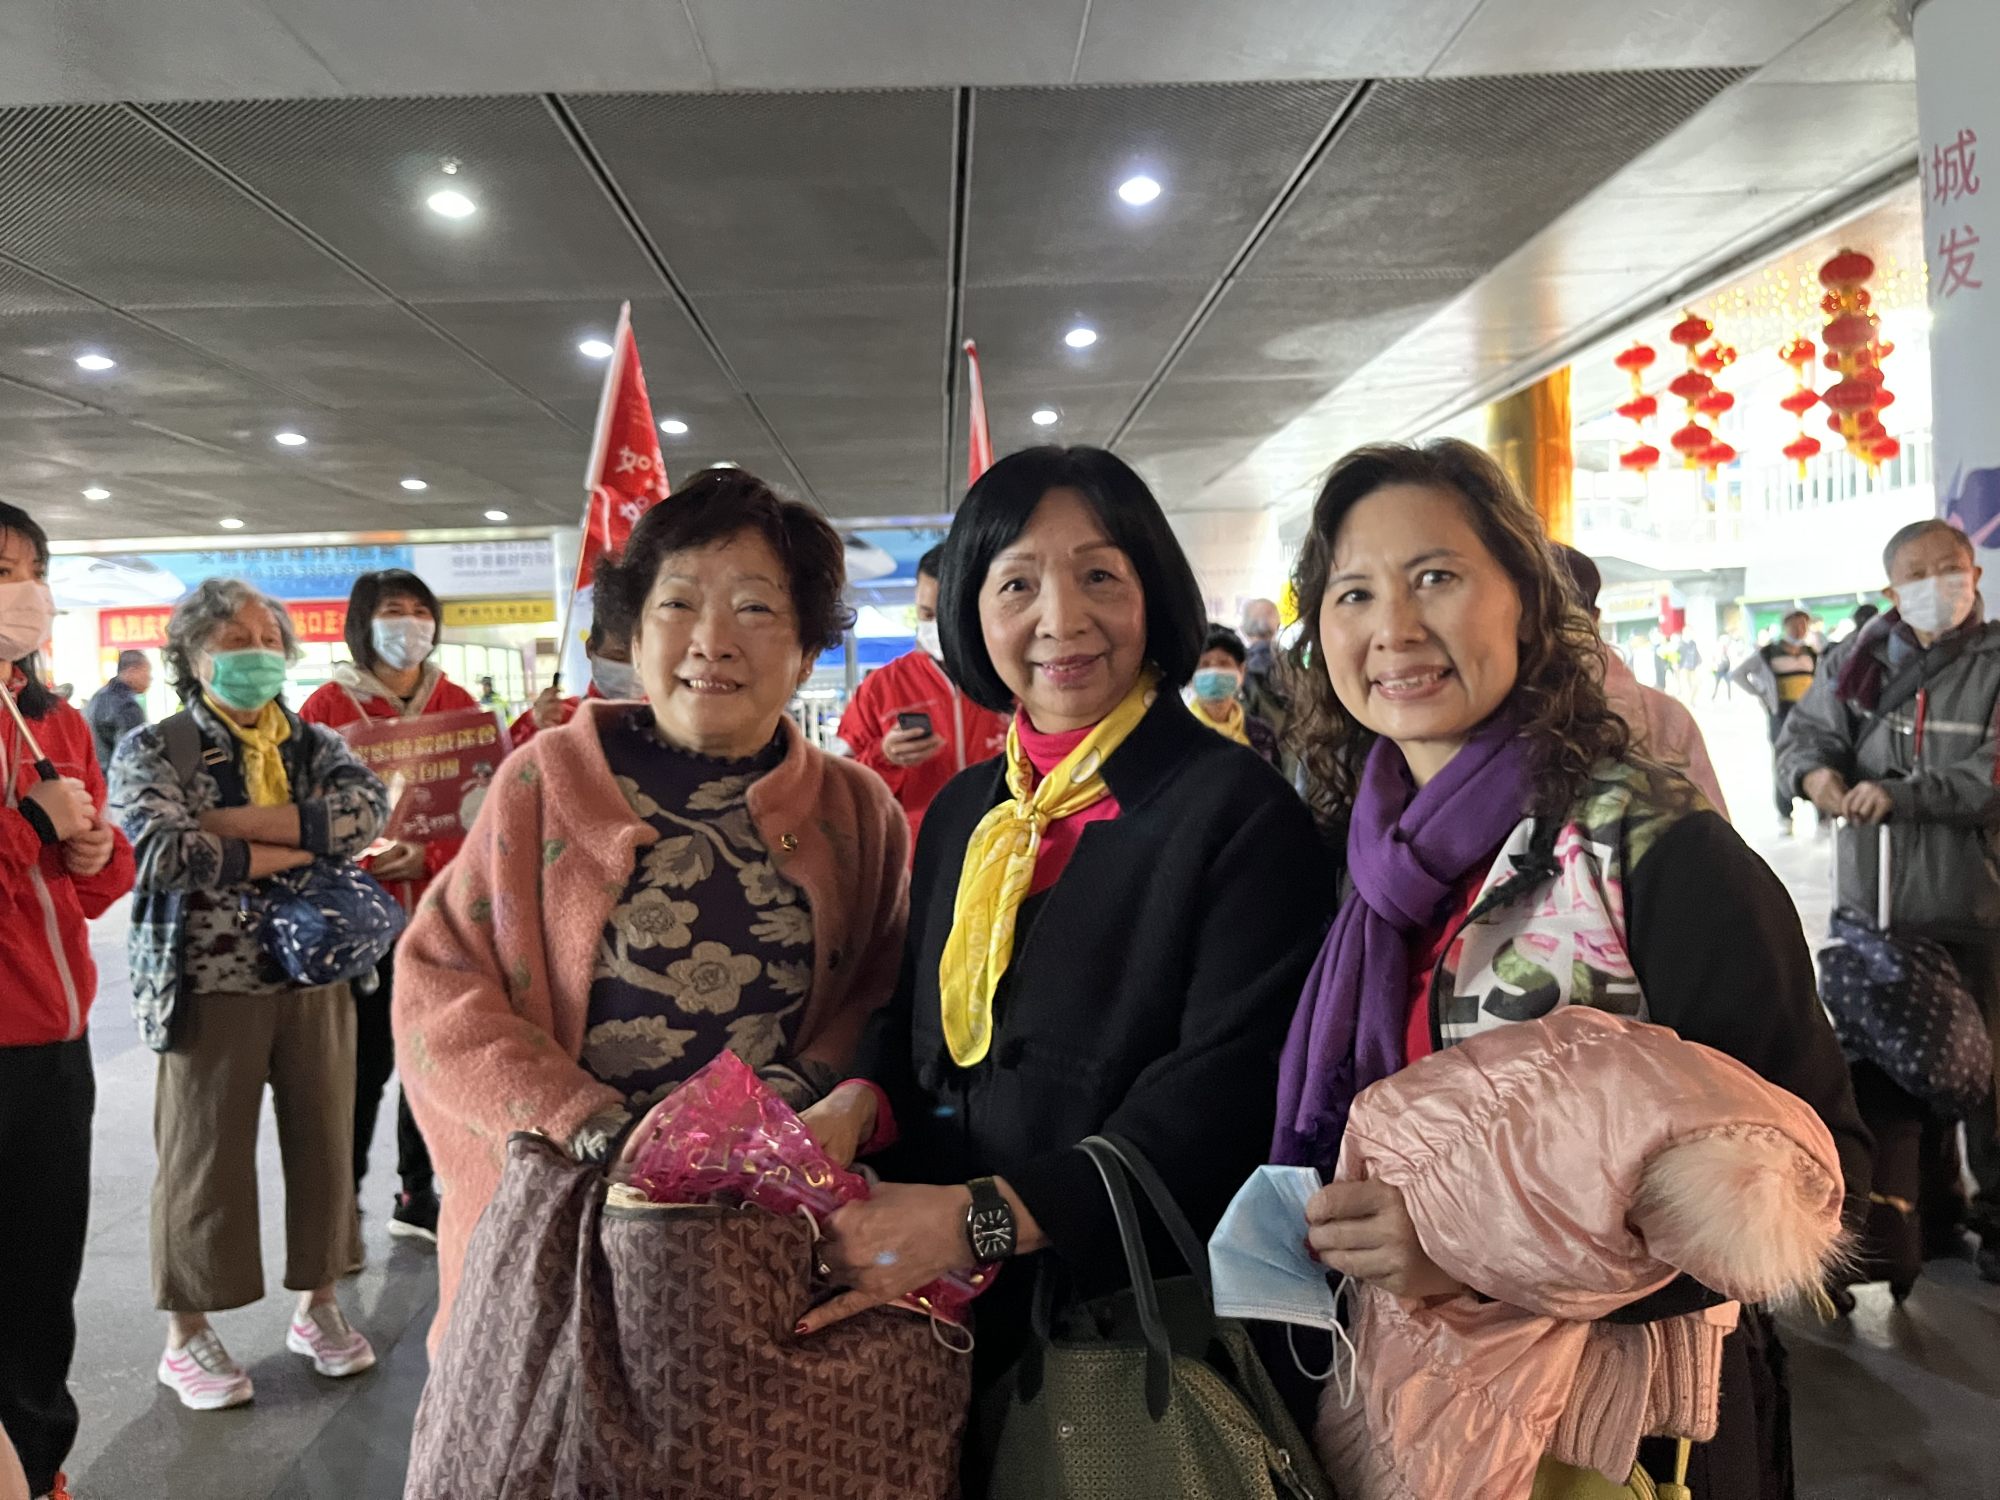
left=160, top=710, right=203, bottom=787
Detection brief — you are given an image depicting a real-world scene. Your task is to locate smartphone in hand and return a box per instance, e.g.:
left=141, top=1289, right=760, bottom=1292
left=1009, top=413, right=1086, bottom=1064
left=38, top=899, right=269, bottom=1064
left=896, top=711, right=933, bottom=737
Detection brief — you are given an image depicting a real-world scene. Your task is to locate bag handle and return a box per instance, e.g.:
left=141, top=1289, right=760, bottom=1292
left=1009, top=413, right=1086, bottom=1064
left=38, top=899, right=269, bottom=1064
left=1076, top=1136, right=1177, bottom=1421
left=1086, top=1133, right=1213, bottom=1299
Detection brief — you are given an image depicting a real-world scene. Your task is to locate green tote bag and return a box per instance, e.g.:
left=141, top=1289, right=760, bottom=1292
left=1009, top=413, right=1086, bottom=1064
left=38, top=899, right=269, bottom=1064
left=973, top=1135, right=1335, bottom=1500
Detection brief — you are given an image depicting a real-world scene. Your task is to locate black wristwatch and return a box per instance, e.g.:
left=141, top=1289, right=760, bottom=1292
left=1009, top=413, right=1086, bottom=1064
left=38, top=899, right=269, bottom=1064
left=964, top=1176, right=1017, bottom=1262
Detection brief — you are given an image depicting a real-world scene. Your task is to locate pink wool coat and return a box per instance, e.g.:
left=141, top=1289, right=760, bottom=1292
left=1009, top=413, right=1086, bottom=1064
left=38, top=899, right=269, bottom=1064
left=1316, top=1007, right=1844, bottom=1500
left=394, top=700, right=909, bottom=1347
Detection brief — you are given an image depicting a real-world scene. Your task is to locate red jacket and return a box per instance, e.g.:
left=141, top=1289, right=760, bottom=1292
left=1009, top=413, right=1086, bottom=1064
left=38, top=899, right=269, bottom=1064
left=837, top=650, right=1010, bottom=846
left=2, top=680, right=136, bottom=1046
left=299, top=662, right=482, bottom=905
left=507, top=684, right=604, bottom=749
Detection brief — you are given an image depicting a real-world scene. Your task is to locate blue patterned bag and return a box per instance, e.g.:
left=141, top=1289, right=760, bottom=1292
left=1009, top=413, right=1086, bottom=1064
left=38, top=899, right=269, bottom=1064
left=251, top=858, right=407, bottom=988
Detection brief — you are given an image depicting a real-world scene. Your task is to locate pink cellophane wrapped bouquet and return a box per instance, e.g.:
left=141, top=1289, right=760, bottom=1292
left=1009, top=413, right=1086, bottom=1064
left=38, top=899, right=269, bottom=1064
left=624, top=1050, right=988, bottom=1325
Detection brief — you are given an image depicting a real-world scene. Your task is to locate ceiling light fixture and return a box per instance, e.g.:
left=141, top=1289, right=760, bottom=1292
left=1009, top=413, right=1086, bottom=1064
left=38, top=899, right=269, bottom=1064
left=660, top=418, right=689, bottom=435
left=82, top=486, right=110, bottom=501
left=578, top=338, right=614, bottom=359
left=75, top=353, right=116, bottom=371
left=400, top=478, right=428, bottom=492
left=1031, top=408, right=1060, bottom=427
left=427, top=189, right=477, bottom=219
left=1117, top=175, right=1162, bottom=206
left=274, top=430, right=307, bottom=446
left=483, top=508, right=509, bottom=522
left=1064, top=326, right=1098, bottom=349
left=712, top=461, right=740, bottom=470
left=219, top=517, right=245, bottom=530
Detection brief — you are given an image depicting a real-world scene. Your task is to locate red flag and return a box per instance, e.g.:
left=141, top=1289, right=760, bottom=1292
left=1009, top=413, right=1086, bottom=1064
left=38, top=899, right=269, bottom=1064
left=557, top=302, right=671, bottom=686
left=964, top=339, right=994, bottom=485
left=576, top=302, right=672, bottom=595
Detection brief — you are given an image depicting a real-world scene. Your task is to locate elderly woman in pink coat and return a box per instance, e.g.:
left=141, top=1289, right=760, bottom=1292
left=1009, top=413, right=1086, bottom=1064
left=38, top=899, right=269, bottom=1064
left=394, top=468, right=908, bottom=1347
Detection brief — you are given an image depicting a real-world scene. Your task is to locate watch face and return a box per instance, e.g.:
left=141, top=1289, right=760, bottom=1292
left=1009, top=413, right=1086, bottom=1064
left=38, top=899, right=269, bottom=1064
left=970, top=1206, right=1014, bottom=1260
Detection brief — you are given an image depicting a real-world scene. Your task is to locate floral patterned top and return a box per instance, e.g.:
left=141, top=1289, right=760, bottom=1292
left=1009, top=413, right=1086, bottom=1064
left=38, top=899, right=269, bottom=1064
left=581, top=710, right=815, bottom=1114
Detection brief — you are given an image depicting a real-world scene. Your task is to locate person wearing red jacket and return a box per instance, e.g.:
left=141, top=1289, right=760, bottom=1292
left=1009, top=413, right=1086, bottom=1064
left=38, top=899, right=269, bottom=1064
left=0, top=502, right=135, bottom=1500
left=507, top=615, right=637, bottom=748
left=836, top=546, right=1010, bottom=847
left=299, top=568, right=478, bottom=1244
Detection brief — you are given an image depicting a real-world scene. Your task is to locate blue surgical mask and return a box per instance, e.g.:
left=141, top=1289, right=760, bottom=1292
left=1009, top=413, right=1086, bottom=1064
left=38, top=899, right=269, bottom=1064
left=589, top=655, right=641, bottom=700
left=1207, top=1165, right=1357, bottom=1400
left=371, top=615, right=434, bottom=671
left=1192, top=668, right=1240, bottom=702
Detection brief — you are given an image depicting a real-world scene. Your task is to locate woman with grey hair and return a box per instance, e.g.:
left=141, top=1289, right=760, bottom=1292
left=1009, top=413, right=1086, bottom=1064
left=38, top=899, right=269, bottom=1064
left=108, top=577, right=389, bottom=1410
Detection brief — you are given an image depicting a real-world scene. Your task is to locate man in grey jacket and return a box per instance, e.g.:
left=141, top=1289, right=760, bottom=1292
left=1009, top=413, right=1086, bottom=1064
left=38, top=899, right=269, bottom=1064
left=86, top=648, right=151, bottom=770
left=1777, top=517, right=2000, bottom=1285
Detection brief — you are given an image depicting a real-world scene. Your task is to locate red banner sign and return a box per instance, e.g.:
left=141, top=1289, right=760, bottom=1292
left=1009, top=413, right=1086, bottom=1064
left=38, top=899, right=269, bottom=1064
left=99, top=599, right=348, bottom=650
left=337, top=707, right=505, bottom=844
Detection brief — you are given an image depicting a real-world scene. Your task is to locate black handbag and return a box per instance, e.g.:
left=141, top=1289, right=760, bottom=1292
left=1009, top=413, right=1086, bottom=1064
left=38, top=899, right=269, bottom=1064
left=972, top=1135, right=1333, bottom=1500
left=1817, top=821, right=1993, bottom=1119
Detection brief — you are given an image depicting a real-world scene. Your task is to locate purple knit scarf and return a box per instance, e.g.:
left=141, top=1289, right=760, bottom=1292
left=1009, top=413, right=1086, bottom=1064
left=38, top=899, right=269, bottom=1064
left=1273, top=718, right=1535, bottom=1168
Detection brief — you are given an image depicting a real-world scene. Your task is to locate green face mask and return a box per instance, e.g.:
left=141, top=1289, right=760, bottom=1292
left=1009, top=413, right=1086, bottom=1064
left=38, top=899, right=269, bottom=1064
left=204, top=647, right=288, bottom=711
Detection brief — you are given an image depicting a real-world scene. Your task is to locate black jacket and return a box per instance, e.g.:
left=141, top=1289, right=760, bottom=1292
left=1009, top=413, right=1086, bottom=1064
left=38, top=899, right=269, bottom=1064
left=859, top=691, right=1334, bottom=1292
left=87, top=677, right=146, bottom=770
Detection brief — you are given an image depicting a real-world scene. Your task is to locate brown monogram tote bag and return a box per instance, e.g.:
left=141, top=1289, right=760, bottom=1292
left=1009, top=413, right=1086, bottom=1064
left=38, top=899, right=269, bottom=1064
left=405, top=1132, right=972, bottom=1499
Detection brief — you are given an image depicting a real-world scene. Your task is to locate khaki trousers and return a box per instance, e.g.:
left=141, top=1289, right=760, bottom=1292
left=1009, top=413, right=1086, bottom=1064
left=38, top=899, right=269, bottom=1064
left=151, top=983, right=359, bottom=1312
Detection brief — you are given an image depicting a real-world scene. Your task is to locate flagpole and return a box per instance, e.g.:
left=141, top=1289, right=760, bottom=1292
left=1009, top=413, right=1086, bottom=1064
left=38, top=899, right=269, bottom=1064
left=554, top=302, right=632, bottom=689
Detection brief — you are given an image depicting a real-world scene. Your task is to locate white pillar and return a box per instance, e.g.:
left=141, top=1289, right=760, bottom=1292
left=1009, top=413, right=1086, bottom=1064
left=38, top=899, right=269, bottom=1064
left=1913, top=0, right=2000, bottom=600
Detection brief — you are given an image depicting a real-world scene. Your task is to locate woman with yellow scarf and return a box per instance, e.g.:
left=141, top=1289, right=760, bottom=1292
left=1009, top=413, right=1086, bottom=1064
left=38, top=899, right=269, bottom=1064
left=108, top=579, right=389, bottom=1411
left=798, top=447, right=1333, bottom=1429
left=1188, top=622, right=1284, bottom=767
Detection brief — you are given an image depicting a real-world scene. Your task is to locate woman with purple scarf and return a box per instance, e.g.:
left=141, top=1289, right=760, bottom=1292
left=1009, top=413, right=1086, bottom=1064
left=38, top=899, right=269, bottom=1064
left=1268, top=439, right=1867, bottom=1500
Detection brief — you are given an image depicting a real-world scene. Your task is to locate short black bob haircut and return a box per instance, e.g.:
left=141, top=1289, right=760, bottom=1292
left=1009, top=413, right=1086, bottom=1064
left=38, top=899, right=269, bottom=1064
left=1201, top=623, right=1248, bottom=665
left=595, top=467, right=852, bottom=655
left=936, top=445, right=1207, bottom=713
left=344, top=568, right=442, bottom=675
left=0, top=501, right=55, bottom=719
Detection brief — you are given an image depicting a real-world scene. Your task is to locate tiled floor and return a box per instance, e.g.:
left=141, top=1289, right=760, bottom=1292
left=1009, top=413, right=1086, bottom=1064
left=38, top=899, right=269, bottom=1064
left=56, top=692, right=2000, bottom=1498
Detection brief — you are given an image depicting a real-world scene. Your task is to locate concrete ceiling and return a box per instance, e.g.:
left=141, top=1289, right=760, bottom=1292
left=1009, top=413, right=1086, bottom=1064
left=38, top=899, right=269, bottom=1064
left=0, top=0, right=1920, bottom=543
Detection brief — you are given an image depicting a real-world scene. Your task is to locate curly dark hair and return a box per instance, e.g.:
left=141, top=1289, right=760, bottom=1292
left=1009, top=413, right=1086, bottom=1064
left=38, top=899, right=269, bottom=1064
left=594, top=467, right=853, bottom=655
left=1283, top=439, right=1627, bottom=827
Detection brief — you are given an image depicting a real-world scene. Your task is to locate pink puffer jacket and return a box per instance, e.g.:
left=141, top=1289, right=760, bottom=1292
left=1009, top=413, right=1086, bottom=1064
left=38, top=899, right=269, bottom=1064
left=1316, top=1007, right=1845, bottom=1500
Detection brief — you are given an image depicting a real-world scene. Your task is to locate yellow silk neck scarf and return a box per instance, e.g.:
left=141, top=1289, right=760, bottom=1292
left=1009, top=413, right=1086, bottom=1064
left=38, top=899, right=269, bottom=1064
left=203, top=693, right=293, bottom=807
left=938, top=667, right=1159, bottom=1067
left=1190, top=695, right=1250, bottom=747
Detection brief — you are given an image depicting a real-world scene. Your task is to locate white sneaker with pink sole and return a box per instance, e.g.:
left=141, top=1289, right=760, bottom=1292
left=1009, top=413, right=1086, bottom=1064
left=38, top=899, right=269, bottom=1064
left=157, top=1329, right=254, bottom=1410
left=286, top=1301, right=377, bottom=1378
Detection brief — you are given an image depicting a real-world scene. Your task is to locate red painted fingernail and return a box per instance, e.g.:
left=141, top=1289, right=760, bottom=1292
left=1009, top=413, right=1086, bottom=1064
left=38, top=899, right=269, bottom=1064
left=793, top=1320, right=809, bottom=1335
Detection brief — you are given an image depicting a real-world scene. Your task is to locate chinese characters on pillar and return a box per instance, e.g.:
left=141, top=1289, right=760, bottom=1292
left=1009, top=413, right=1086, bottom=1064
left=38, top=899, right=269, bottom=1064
left=1925, top=127, right=1983, bottom=300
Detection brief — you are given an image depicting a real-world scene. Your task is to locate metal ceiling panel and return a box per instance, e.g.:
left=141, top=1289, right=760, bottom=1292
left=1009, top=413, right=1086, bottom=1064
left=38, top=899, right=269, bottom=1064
left=0, top=309, right=315, bottom=412
left=265, top=0, right=712, bottom=95
left=414, top=298, right=729, bottom=413
left=0, top=261, right=91, bottom=318
left=1625, top=80, right=1916, bottom=197
left=0, top=414, right=264, bottom=476
left=0, top=0, right=342, bottom=107
left=1242, top=70, right=1748, bottom=282
left=695, top=287, right=943, bottom=400
left=1163, top=273, right=1473, bottom=385
left=140, top=304, right=520, bottom=410
left=682, top=0, right=1088, bottom=89
left=962, top=279, right=1209, bottom=398
left=1076, top=0, right=1478, bottom=83
left=562, top=91, right=955, bottom=296
left=145, top=96, right=666, bottom=305
left=1430, top=0, right=1847, bottom=75
left=1754, top=0, right=1915, bottom=84
left=0, top=379, right=87, bottom=419
left=1122, top=377, right=1341, bottom=499
left=0, top=106, right=369, bottom=308
left=964, top=82, right=1357, bottom=288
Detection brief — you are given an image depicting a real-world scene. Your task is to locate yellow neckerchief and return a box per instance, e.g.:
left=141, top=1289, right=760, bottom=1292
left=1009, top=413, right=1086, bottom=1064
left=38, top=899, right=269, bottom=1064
left=1189, top=694, right=1251, bottom=747
left=203, top=692, right=293, bottom=807
left=937, top=667, right=1159, bottom=1067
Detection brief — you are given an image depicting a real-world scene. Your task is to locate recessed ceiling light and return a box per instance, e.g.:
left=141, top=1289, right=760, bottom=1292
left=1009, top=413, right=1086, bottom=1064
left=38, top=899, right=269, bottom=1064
left=274, top=430, right=307, bottom=447
left=75, top=353, right=116, bottom=371
left=1064, top=326, right=1098, bottom=349
left=400, top=477, right=428, bottom=492
left=578, top=338, right=614, bottom=359
left=483, top=508, right=509, bottom=522
left=1117, top=175, right=1162, bottom=206
left=219, top=517, right=245, bottom=530
left=427, top=189, right=477, bottom=219
left=81, top=486, right=110, bottom=501
left=1031, top=408, right=1060, bottom=427
left=660, top=418, right=689, bottom=435
left=712, top=461, right=740, bottom=470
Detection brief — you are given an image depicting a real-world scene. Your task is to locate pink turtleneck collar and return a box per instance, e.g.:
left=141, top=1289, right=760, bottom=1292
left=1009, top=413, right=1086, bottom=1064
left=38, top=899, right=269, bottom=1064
left=1012, top=709, right=1122, bottom=895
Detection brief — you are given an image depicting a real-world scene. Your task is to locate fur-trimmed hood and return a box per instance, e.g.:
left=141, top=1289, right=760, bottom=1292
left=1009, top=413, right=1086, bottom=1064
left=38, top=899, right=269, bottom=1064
left=1315, top=1007, right=1844, bottom=1500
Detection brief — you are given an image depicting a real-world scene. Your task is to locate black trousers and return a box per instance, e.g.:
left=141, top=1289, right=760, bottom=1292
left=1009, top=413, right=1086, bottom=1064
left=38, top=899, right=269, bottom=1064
left=0, top=1038, right=94, bottom=1496
left=353, top=951, right=434, bottom=1196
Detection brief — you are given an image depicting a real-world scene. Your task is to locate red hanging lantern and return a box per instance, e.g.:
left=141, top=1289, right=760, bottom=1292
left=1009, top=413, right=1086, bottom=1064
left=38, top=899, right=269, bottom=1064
left=1671, top=422, right=1715, bottom=460
left=1613, top=343, right=1660, bottom=476
left=1697, top=390, right=1736, bottom=419
left=1782, top=435, right=1823, bottom=474
left=1819, top=250, right=1876, bottom=289
left=1668, top=314, right=1714, bottom=348
left=1819, top=248, right=1896, bottom=467
left=1664, top=313, right=1732, bottom=470
left=1667, top=370, right=1716, bottom=402
left=1779, top=388, right=1820, bottom=417
left=1869, top=436, right=1902, bottom=463
left=1823, top=379, right=1878, bottom=413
